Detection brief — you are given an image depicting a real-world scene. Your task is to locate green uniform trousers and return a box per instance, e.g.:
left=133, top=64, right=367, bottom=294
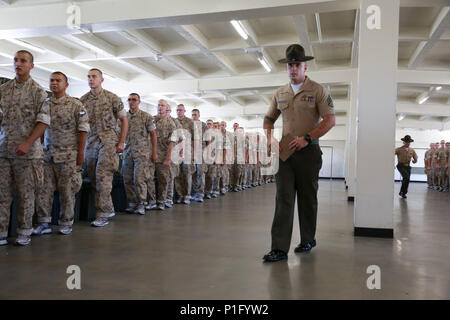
left=271, top=144, right=322, bottom=253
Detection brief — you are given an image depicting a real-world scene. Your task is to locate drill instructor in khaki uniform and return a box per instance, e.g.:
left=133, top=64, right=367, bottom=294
left=395, top=135, right=417, bottom=199
left=263, top=44, right=335, bottom=262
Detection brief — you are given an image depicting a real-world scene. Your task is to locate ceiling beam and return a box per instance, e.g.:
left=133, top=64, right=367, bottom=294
left=292, top=15, right=318, bottom=70
left=36, top=62, right=88, bottom=82
left=408, top=7, right=450, bottom=69
left=419, top=115, right=431, bottom=121
left=240, top=20, right=259, bottom=47
left=222, top=91, right=246, bottom=106
left=119, top=29, right=200, bottom=78
left=116, top=58, right=164, bottom=80
left=236, top=20, right=278, bottom=72
left=0, top=0, right=360, bottom=39
left=397, top=102, right=450, bottom=117
left=64, top=33, right=117, bottom=57
left=24, top=37, right=75, bottom=59
left=118, top=29, right=162, bottom=55
left=55, top=34, right=131, bottom=81
left=0, top=31, right=359, bottom=67
left=168, top=55, right=201, bottom=78
left=252, top=90, right=270, bottom=105
left=314, top=13, right=323, bottom=43
left=396, top=118, right=450, bottom=131
left=351, top=9, right=359, bottom=67
left=398, top=69, right=450, bottom=86
left=172, top=25, right=239, bottom=75
left=185, top=92, right=221, bottom=106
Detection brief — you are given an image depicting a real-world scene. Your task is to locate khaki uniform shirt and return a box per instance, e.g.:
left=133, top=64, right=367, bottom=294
left=80, top=89, right=126, bottom=144
left=205, top=128, right=220, bottom=163
left=155, top=116, right=179, bottom=163
left=224, top=131, right=234, bottom=164
left=0, top=77, right=50, bottom=159
left=446, top=147, right=450, bottom=166
left=431, top=149, right=438, bottom=168
left=424, top=149, right=431, bottom=168
left=178, top=116, right=194, bottom=155
left=124, top=109, right=155, bottom=159
left=193, top=121, right=209, bottom=163
left=395, top=146, right=418, bottom=166
left=265, top=76, right=335, bottom=138
left=44, top=95, right=90, bottom=163
left=193, top=120, right=210, bottom=149
left=437, top=148, right=447, bottom=167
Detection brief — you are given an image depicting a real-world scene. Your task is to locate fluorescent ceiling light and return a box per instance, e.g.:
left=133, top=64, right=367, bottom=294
left=230, top=20, right=248, bottom=40
left=258, top=56, right=271, bottom=72
left=435, top=86, right=442, bottom=91
left=0, top=52, right=14, bottom=59
left=72, top=61, right=92, bottom=70
left=103, top=73, right=116, bottom=81
left=6, top=39, right=46, bottom=54
left=416, top=92, right=429, bottom=104
left=418, top=95, right=429, bottom=104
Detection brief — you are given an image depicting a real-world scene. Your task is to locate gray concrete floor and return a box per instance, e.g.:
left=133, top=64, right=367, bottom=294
left=1, top=180, right=449, bottom=300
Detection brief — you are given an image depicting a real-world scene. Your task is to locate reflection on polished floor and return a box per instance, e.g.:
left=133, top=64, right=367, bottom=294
left=1, top=181, right=449, bottom=299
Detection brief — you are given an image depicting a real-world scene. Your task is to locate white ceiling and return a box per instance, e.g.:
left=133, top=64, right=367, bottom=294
left=0, top=0, right=449, bottom=131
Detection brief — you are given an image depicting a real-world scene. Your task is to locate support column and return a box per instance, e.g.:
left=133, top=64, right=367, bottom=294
left=354, top=0, right=399, bottom=238
left=346, top=76, right=358, bottom=201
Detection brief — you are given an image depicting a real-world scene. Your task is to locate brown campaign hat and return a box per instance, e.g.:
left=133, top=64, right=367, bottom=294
left=278, top=44, right=314, bottom=63
left=401, top=135, right=414, bottom=143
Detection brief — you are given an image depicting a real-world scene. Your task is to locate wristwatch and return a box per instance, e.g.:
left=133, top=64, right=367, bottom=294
left=304, top=134, right=312, bottom=145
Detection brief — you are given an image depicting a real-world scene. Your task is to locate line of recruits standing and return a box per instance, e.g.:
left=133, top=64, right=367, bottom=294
left=395, top=135, right=449, bottom=199
left=424, top=140, right=449, bottom=192
left=0, top=49, right=274, bottom=246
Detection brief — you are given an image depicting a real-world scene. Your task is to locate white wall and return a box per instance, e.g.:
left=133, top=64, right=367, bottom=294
left=319, top=140, right=346, bottom=178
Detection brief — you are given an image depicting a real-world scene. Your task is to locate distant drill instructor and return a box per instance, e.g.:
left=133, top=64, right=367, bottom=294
left=395, top=135, right=418, bottom=199
left=0, top=50, right=50, bottom=246
left=80, top=68, right=128, bottom=227
left=34, top=72, right=89, bottom=236
left=263, top=44, right=336, bottom=262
